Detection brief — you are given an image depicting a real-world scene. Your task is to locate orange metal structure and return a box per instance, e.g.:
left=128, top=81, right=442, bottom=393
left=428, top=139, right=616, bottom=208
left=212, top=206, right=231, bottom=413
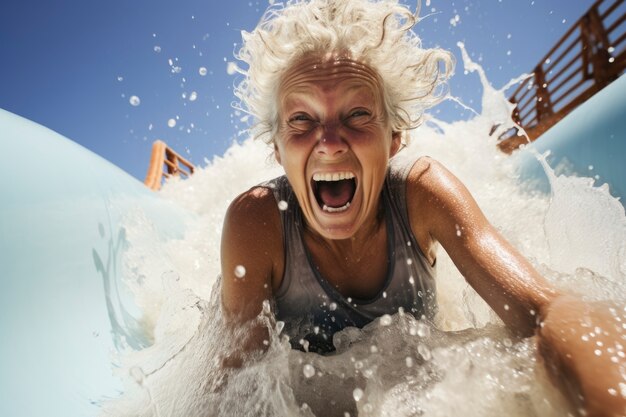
left=144, top=140, right=195, bottom=191
left=498, top=0, right=626, bottom=153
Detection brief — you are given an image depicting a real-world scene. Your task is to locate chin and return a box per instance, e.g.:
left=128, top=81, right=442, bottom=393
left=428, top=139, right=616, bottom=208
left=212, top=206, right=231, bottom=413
left=306, top=194, right=364, bottom=241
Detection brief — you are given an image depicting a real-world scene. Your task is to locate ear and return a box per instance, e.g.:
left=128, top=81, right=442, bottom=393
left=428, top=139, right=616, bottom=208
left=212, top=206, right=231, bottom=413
left=390, top=131, right=402, bottom=157
left=274, top=143, right=282, bottom=165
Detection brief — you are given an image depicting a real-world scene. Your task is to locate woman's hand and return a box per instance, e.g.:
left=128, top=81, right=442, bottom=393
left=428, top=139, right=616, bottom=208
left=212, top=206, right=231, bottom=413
left=537, top=295, right=626, bottom=417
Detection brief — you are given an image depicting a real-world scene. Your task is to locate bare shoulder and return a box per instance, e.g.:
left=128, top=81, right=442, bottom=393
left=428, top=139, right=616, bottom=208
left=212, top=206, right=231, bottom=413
left=404, top=157, right=489, bottom=260
left=406, top=157, right=464, bottom=199
left=221, top=185, right=284, bottom=321
left=406, top=156, right=479, bottom=218
left=224, top=185, right=282, bottom=230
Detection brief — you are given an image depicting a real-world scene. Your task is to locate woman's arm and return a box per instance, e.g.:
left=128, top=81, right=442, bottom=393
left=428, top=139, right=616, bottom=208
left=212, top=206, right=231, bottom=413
left=407, top=157, right=558, bottom=335
left=407, top=157, right=626, bottom=415
left=220, top=186, right=283, bottom=366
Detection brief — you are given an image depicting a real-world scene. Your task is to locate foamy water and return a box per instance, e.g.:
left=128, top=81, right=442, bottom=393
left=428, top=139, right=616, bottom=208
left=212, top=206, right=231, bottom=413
left=100, top=46, right=626, bottom=417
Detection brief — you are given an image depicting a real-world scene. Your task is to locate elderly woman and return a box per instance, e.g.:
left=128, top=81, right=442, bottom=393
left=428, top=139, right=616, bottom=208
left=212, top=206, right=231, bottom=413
left=220, top=0, right=625, bottom=415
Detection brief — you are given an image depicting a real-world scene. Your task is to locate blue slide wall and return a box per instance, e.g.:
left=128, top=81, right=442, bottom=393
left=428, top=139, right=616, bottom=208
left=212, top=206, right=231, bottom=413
left=514, top=74, right=626, bottom=202
left=0, top=109, right=191, bottom=417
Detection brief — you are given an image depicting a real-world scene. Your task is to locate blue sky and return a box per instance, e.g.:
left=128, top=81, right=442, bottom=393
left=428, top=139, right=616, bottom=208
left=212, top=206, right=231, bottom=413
left=0, top=0, right=594, bottom=181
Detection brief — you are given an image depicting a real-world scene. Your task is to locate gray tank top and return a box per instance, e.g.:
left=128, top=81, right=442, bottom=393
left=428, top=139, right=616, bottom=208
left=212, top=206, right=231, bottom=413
left=261, top=159, right=437, bottom=353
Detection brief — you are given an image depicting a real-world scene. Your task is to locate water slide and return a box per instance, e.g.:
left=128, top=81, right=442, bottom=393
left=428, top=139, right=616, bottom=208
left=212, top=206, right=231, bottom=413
left=0, top=108, right=192, bottom=417
left=513, top=74, right=626, bottom=201
left=0, top=74, right=624, bottom=416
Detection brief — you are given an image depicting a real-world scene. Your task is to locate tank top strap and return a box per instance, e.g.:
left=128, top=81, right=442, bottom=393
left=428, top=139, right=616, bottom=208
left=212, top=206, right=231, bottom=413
left=257, top=176, right=303, bottom=300
left=386, top=156, right=419, bottom=242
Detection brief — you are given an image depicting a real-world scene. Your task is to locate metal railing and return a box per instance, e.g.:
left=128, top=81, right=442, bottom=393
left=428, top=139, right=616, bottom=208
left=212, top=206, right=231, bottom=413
left=498, top=0, right=626, bottom=153
left=144, top=140, right=195, bottom=191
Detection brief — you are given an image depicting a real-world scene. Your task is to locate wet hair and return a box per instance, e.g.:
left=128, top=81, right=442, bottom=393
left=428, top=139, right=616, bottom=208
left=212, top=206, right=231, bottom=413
left=234, top=0, right=454, bottom=144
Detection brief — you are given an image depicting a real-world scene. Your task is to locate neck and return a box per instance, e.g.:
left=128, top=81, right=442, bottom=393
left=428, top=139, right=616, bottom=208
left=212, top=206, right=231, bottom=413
left=304, top=198, right=386, bottom=258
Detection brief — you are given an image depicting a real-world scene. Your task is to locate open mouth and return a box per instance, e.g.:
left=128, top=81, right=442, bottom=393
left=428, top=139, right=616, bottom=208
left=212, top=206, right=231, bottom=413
left=311, top=172, right=357, bottom=213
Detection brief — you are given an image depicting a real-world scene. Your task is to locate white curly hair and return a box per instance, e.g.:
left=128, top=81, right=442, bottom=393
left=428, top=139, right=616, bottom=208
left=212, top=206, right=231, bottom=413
left=234, top=0, right=454, bottom=144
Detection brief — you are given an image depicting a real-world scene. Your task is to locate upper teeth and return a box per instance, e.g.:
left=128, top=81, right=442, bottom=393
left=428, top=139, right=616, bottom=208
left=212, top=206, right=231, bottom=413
left=312, top=172, right=355, bottom=182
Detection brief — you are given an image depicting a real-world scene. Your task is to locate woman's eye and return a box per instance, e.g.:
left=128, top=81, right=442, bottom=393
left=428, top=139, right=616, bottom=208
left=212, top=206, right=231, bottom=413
left=350, top=110, right=370, bottom=118
left=286, top=114, right=317, bottom=133
left=288, top=113, right=312, bottom=123
left=345, top=109, right=372, bottom=126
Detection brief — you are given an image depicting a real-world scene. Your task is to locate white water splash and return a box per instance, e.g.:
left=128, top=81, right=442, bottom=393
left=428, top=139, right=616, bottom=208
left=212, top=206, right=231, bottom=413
left=100, top=44, right=626, bottom=417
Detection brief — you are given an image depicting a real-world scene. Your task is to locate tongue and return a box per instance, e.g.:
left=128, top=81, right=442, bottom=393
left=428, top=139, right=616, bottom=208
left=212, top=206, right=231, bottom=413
left=317, top=180, right=354, bottom=208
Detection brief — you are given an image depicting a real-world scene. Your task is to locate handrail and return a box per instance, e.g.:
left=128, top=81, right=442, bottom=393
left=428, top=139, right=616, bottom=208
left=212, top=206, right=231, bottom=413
left=498, top=0, right=626, bottom=153
left=144, top=140, right=195, bottom=191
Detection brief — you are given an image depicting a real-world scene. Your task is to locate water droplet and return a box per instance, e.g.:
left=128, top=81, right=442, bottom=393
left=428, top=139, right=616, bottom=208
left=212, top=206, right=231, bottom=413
left=418, top=344, right=431, bottom=360
left=329, top=302, right=337, bottom=311
left=609, top=57, right=615, bottom=63
left=226, top=61, right=238, bottom=75
left=595, top=349, right=602, bottom=356
left=299, top=339, right=310, bottom=352
left=353, top=388, right=364, bottom=402
left=199, top=67, right=208, bottom=76
left=278, top=200, right=288, bottom=211
left=129, top=95, right=141, bottom=106
left=167, top=118, right=177, bottom=128
left=234, top=265, right=246, bottom=278
left=153, top=45, right=161, bottom=53
left=303, top=364, right=315, bottom=378
left=380, top=314, right=392, bottom=326
left=370, top=345, right=378, bottom=353
left=117, top=76, right=124, bottom=82
left=406, top=258, right=413, bottom=265
left=189, top=91, right=198, bottom=101
left=416, top=322, right=430, bottom=337
left=276, top=321, right=284, bottom=334
left=408, top=276, right=415, bottom=285
left=504, top=304, right=510, bottom=311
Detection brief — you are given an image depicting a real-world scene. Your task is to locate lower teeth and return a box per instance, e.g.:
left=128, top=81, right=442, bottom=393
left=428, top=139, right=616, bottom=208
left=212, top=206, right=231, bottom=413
left=322, top=202, right=350, bottom=213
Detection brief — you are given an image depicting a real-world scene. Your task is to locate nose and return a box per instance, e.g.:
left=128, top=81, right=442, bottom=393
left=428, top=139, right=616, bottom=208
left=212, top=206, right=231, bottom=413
left=315, top=123, right=348, bottom=158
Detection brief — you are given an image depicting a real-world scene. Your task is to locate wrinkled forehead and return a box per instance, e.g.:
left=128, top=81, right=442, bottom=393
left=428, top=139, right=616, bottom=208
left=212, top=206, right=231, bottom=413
left=278, top=53, right=385, bottom=103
